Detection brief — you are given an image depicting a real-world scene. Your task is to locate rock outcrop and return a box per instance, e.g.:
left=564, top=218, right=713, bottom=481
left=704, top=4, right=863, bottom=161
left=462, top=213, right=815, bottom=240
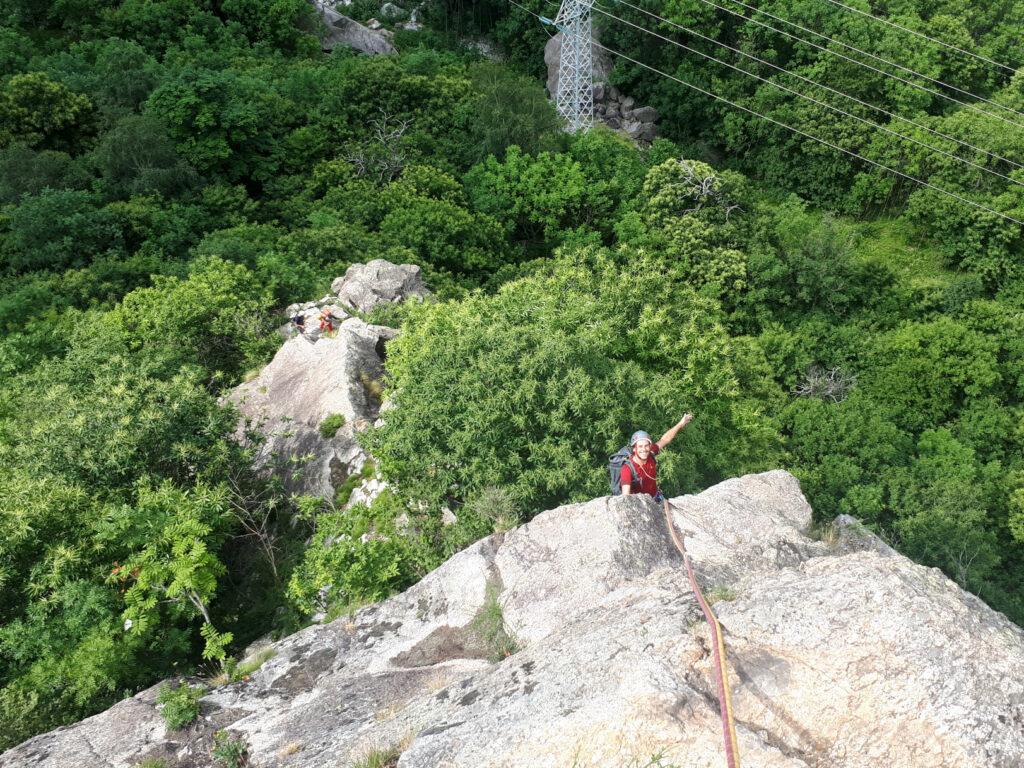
left=544, top=27, right=659, bottom=143
left=6, top=471, right=1023, bottom=767
left=227, top=316, right=393, bottom=500
left=330, top=259, right=429, bottom=315
left=317, top=2, right=396, bottom=55
left=224, top=260, right=428, bottom=501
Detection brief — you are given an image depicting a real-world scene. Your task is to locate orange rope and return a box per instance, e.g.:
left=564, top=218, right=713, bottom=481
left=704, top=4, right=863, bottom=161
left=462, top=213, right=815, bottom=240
left=663, top=500, right=741, bottom=768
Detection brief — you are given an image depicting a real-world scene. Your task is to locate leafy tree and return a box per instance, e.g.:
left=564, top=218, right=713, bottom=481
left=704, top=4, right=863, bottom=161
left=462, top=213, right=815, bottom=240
left=2, top=189, right=123, bottom=272
left=90, top=114, right=197, bottom=200
left=0, top=144, right=86, bottom=204
left=38, top=38, right=161, bottom=125
left=114, top=480, right=234, bottom=661
left=219, top=0, right=320, bottom=54
left=367, top=247, right=783, bottom=515
left=145, top=68, right=290, bottom=183
left=0, top=72, right=92, bottom=150
left=465, top=145, right=607, bottom=254
left=456, top=62, right=565, bottom=165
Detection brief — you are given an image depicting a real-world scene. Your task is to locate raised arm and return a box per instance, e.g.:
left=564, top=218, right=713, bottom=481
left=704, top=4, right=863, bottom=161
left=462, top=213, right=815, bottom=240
left=657, top=413, right=693, bottom=449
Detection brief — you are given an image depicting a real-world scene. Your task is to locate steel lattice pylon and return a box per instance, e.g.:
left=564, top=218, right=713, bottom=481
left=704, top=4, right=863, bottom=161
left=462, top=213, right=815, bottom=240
left=554, top=0, right=595, bottom=132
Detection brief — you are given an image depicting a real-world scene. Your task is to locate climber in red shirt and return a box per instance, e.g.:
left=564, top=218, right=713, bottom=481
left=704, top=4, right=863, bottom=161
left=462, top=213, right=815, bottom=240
left=621, top=414, right=693, bottom=501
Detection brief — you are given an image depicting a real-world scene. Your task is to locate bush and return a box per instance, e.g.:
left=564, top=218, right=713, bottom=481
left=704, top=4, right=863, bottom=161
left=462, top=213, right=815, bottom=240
left=286, top=492, right=425, bottom=616
left=211, top=730, right=249, bottom=768
left=353, top=744, right=402, bottom=768
left=319, top=413, right=346, bottom=439
left=156, top=682, right=204, bottom=730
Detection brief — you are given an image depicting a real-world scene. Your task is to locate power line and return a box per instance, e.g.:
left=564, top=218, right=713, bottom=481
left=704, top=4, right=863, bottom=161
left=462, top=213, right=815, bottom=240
left=819, top=0, right=1020, bottom=76
left=506, top=0, right=1024, bottom=228
left=596, top=0, right=1024, bottom=186
left=692, top=0, right=1024, bottom=131
left=713, top=0, right=1024, bottom=124
left=593, top=39, right=1024, bottom=226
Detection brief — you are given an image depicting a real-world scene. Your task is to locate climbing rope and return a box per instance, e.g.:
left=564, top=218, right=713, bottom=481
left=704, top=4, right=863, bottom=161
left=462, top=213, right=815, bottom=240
left=663, top=499, right=741, bottom=768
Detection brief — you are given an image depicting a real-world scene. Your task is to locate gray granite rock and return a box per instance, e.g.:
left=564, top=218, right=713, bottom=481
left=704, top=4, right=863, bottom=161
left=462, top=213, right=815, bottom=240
left=319, top=6, right=395, bottom=54
left=225, top=316, right=395, bottom=499
left=330, top=259, right=429, bottom=314
left=626, top=105, right=659, bottom=123
left=5, top=471, right=1023, bottom=767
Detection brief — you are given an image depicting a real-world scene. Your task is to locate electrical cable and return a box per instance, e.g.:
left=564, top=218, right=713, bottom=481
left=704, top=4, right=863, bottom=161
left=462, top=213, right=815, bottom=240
left=690, top=0, right=1024, bottom=130
left=591, top=0, right=1024, bottom=187
left=819, top=0, right=1020, bottom=76
left=604, top=0, right=1024, bottom=173
left=505, top=0, right=1024, bottom=227
left=710, top=0, right=1024, bottom=124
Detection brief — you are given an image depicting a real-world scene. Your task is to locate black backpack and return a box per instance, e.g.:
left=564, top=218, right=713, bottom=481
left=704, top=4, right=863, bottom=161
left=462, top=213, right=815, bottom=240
left=608, top=445, right=656, bottom=495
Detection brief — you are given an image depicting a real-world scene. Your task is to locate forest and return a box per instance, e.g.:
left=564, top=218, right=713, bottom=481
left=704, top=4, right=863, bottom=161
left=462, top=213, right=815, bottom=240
left=1, top=0, right=1022, bottom=750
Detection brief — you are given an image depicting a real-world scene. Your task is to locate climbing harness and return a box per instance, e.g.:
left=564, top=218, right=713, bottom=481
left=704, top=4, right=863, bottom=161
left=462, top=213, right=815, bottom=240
left=662, top=499, right=741, bottom=768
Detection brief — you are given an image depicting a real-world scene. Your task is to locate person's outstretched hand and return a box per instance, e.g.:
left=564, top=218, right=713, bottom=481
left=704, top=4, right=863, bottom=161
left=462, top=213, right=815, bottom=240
left=679, top=413, right=694, bottom=428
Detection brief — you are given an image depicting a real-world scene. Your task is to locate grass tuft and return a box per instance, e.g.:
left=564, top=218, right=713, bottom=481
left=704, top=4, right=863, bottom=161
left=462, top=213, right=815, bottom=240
left=472, top=583, right=521, bottom=662
left=705, top=585, right=739, bottom=605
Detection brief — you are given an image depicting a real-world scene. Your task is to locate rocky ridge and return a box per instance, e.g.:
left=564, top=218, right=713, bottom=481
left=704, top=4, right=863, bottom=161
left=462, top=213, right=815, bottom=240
left=4, top=470, right=1022, bottom=767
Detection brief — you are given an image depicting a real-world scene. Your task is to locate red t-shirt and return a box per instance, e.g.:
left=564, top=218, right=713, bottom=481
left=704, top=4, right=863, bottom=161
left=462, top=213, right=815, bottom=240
left=620, top=443, right=661, bottom=497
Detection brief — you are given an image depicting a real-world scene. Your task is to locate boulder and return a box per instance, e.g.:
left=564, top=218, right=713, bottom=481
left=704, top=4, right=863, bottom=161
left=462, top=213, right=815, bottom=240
left=330, top=259, right=429, bottom=314
left=8, top=470, right=1024, bottom=767
left=623, top=118, right=644, bottom=138
left=625, top=105, right=659, bottom=123
left=318, top=6, right=395, bottom=54
left=379, top=2, right=402, bottom=18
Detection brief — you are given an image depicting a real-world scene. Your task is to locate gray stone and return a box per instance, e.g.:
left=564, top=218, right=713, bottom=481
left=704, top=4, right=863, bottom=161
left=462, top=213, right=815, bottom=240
left=224, top=316, right=397, bottom=499
left=7, top=470, right=1024, bottom=767
left=604, top=116, right=621, bottom=130
left=319, top=7, right=395, bottom=54
left=379, top=2, right=402, bottom=18
left=626, top=105, right=658, bottom=123
left=330, top=258, right=430, bottom=314
left=623, top=118, right=644, bottom=138
left=620, top=95, right=635, bottom=112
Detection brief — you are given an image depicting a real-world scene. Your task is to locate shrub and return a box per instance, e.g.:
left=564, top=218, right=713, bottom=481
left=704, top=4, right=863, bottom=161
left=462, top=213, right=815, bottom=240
left=705, top=585, right=738, bottom=605
left=334, top=459, right=377, bottom=509
left=319, top=413, right=346, bottom=439
left=156, top=682, right=204, bottom=730
left=211, top=730, right=249, bottom=768
left=286, top=492, right=422, bottom=616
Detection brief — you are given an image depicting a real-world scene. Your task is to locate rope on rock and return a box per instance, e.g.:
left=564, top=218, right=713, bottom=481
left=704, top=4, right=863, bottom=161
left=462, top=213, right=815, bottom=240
left=663, top=499, right=741, bottom=768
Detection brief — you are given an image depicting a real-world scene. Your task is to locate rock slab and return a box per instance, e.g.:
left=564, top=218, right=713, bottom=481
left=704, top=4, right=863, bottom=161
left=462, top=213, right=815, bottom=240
left=4, top=471, right=1023, bottom=767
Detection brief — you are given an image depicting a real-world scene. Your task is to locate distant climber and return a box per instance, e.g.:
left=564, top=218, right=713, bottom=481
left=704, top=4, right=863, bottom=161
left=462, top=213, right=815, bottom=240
left=291, top=313, right=306, bottom=334
left=609, top=414, right=693, bottom=501
left=319, top=307, right=340, bottom=335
